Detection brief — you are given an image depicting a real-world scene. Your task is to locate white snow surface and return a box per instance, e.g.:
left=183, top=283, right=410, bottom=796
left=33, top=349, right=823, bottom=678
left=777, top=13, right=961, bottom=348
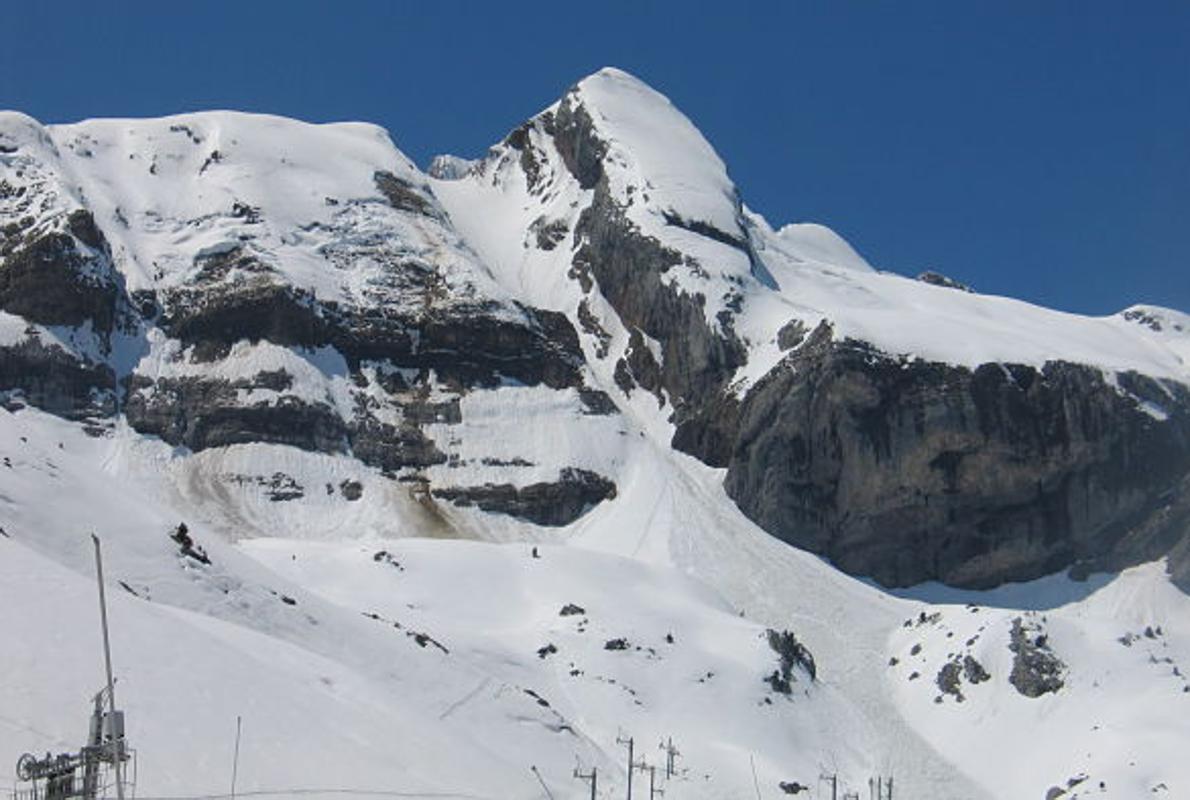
left=3, top=402, right=1189, bottom=799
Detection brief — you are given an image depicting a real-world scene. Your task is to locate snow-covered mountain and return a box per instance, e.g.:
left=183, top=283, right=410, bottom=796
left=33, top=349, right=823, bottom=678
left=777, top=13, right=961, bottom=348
left=1, top=67, right=1188, bottom=800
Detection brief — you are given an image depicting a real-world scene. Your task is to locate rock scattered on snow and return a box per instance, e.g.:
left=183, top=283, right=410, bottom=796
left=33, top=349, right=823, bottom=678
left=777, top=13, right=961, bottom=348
left=170, top=522, right=210, bottom=565
left=1008, top=616, right=1065, bottom=698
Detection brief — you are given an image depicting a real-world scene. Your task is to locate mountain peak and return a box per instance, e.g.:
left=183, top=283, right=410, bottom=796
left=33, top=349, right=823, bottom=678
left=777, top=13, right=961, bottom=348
left=558, top=66, right=741, bottom=247
left=572, top=66, right=662, bottom=101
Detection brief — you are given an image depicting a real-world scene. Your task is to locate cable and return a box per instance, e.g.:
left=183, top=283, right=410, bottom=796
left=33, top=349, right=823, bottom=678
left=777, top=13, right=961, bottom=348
left=0, top=712, right=73, bottom=748
left=132, top=789, right=500, bottom=800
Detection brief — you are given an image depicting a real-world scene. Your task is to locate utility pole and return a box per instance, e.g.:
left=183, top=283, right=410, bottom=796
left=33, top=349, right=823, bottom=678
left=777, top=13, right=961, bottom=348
left=574, top=766, right=597, bottom=800
left=617, top=735, right=634, bottom=800
left=648, top=765, right=663, bottom=799
left=820, top=772, right=838, bottom=800
left=660, top=737, right=680, bottom=778
left=230, top=716, right=242, bottom=800
left=531, top=765, right=556, bottom=800
left=92, top=534, right=125, bottom=800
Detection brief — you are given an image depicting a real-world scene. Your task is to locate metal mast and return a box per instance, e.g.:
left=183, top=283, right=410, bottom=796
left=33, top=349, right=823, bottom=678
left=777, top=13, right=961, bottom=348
left=92, top=534, right=125, bottom=800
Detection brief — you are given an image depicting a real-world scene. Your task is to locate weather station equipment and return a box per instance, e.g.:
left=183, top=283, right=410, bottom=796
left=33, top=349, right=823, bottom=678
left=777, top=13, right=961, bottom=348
left=10, top=536, right=136, bottom=800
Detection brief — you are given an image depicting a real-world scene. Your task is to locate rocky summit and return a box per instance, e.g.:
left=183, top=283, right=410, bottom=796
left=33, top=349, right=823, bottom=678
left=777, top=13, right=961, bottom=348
left=1, top=68, right=1189, bottom=800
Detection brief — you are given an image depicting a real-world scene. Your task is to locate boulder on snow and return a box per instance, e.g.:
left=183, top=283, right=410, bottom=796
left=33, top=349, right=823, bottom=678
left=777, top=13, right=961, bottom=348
left=916, top=270, right=974, bottom=292
left=765, top=628, right=816, bottom=693
left=1008, top=617, right=1065, bottom=698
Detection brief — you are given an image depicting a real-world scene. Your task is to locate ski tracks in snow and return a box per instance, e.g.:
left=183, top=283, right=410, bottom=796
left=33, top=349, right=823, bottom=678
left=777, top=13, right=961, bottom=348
left=437, top=677, right=493, bottom=721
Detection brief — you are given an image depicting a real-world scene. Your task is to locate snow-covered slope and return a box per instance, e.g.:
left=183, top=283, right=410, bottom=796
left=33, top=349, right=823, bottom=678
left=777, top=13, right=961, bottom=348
left=4, top=400, right=1189, bottom=800
left=0, top=408, right=868, bottom=799
left=2, top=66, right=1189, bottom=800
left=888, top=563, right=1190, bottom=799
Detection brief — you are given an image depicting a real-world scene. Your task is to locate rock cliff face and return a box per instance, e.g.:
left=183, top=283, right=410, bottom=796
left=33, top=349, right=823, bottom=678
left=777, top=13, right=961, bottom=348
left=718, top=325, right=1190, bottom=587
left=0, top=336, right=115, bottom=420
left=545, top=78, right=751, bottom=420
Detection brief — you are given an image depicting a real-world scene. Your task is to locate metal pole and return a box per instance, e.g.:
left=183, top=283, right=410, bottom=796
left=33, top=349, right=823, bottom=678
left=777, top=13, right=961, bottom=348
left=575, top=766, right=597, bottom=800
left=92, top=534, right=125, bottom=800
left=616, top=736, right=633, bottom=800
left=627, top=737, right=633, bottom=800
left=531, top=765, right=556, bottom=800
left=820, top=773, right=837, bottom=800
left=230, top=716, right=242, bottom=800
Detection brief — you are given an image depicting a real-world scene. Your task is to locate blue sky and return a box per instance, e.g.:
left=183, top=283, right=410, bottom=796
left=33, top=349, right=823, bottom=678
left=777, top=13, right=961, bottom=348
left=2, top=2, right=1187, bottom=314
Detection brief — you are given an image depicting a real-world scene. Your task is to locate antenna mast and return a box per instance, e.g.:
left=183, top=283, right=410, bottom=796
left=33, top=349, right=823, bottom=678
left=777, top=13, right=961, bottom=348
left=92, top=534, right=125, bottom=800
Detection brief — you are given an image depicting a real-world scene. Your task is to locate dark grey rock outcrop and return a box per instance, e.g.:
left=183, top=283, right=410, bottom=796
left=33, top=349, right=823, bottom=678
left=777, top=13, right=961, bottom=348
left=962, top=654, right=990, bottom=684
left=348, top=416, right=445, bottom=472
left=764, top=628, right=816, bottom=694
left=1169, top=535, right=1190, bottom=593
left=0, top=220, right=119, bottom=332
left=124, top=375, right=349, bottom=454
left=554, top=88, right=747, bottom=412
left=717, top=324, right=1190, bottom=588
left=0, top=337, right=116, bottom=419
left=159, top=274, right=585, bottom=392
left=917, top=270, right=974, bottom=293
left=159, top=278, right=326, bottom=360
left=1008, top=617, right=1065, bottom=697
left=1075, top=471, right=1190, bottom=590
left=570, top=182, right=745, bottom=409
left=551, top=98, right=606, bottom=191
left=935, top=660, right=964, bottom=701
left=226, top=472, right=305, bottom=502
left=431, top=467, right=617, bottom=526
left=373, top=171, right=441, bottom=220
left=123, top=372, right=449, bottom=471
